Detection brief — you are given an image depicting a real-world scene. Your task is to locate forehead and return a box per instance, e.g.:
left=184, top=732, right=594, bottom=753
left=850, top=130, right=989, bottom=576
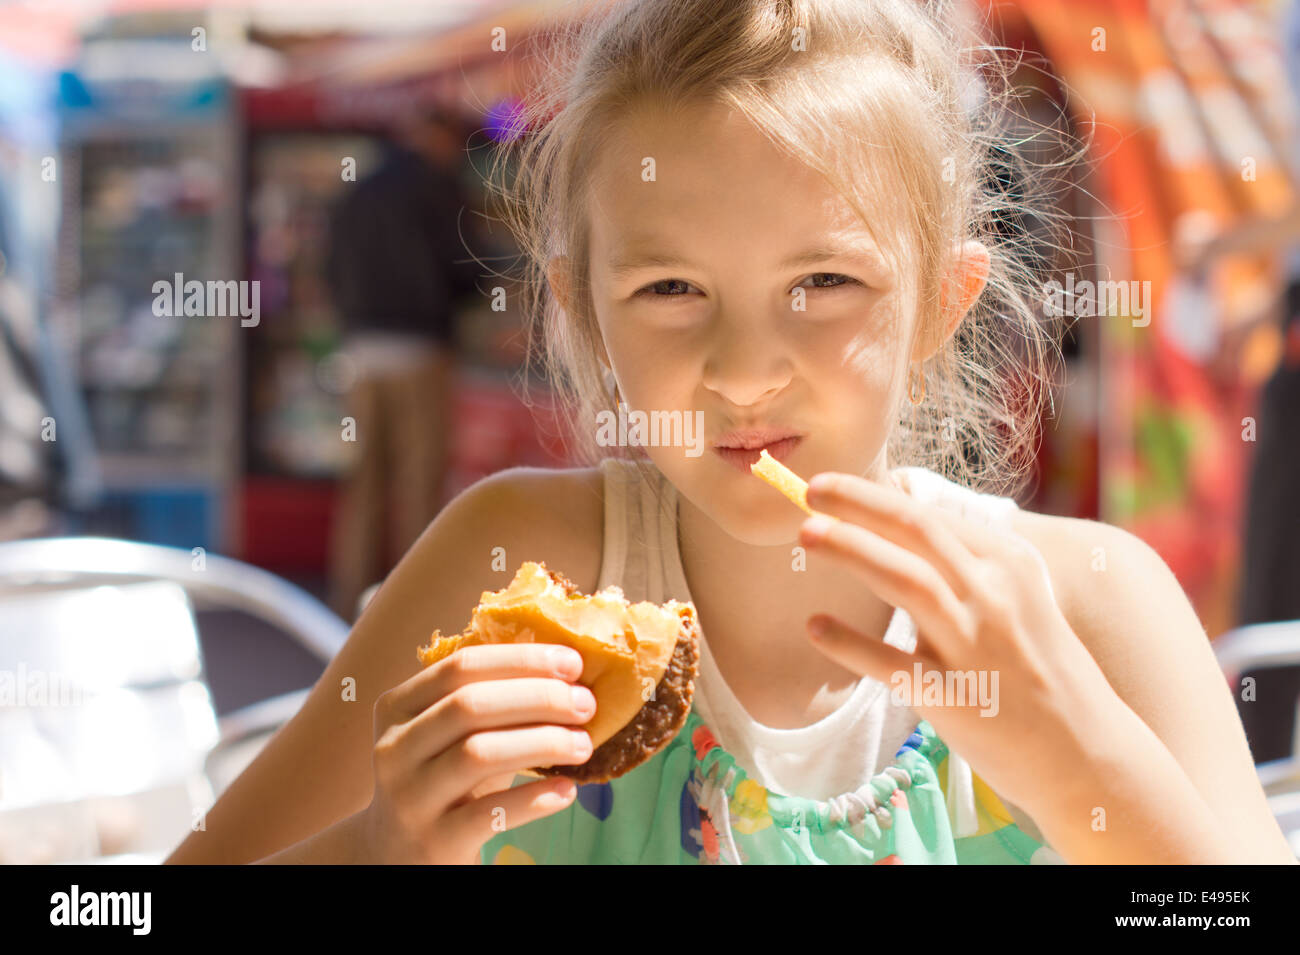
left=585, top=100, right=888, bottom=267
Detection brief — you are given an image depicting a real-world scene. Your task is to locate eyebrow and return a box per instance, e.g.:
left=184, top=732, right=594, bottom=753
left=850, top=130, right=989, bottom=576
left=606, top=242, right=888, bottom=277
left=781, top=245, right=888, bottom=271
left=607, top=251, right=692, bottom=278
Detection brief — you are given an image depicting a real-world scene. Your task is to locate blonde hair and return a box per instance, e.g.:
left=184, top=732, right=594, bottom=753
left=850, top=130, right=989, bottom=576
left=483, top=0, right=1081, bottom=499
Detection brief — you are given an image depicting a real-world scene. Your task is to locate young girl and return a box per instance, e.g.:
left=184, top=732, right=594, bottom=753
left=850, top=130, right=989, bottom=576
left=168, top=0, right=1295, bottom=864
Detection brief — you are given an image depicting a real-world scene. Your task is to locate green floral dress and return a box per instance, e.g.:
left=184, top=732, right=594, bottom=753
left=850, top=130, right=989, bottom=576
left=482, top=705, right=1065, bottom=864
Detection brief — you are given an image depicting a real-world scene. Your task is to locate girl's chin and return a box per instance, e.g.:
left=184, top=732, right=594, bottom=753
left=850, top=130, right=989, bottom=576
left=730, top=503, right=810, bottom=543
left=673, top=477, right=810, bottom=544
left=720, top=518, right=807, bottom=547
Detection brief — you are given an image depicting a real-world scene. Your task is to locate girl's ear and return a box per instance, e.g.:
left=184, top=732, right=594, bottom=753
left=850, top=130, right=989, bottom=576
left=548, top=253, right=614, bottom=373
left=938, top=240, right=990, bottom=337
left=912, top=241, right=990, bottom=364
left=546, top=254, right=572, bottom=314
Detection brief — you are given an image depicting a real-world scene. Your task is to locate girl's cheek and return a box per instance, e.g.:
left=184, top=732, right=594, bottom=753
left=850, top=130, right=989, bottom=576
left=614, top=347, right=699, bottom=402
left=792, top=320, right=897, bottom=387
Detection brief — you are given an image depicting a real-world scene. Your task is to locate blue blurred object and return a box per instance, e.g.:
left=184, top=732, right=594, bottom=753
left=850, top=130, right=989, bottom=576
left=73, top=487, right=215, bottom=552
left=56, top=70, right=93, bottom=110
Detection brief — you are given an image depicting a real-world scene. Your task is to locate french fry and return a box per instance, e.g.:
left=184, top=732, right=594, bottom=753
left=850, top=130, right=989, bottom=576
left=750, top=448, right=814, bottom=515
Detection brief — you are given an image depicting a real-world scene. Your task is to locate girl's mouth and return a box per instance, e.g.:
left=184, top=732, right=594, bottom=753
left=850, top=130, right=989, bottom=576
left=713, top=436, right=802, bottom=473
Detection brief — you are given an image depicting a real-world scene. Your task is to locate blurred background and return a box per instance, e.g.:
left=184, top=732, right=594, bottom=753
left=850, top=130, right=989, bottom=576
left=0, top=0, right=1297, bottom=862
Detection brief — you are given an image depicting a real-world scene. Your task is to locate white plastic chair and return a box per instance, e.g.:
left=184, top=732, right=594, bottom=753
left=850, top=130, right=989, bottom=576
left=0, top=537, right=349, bottom=863
left=1213, top=619, right=1300, bottom=859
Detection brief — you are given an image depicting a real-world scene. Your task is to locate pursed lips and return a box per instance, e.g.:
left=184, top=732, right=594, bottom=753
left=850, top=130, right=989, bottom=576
left=712, top=431, right=802, bottom=472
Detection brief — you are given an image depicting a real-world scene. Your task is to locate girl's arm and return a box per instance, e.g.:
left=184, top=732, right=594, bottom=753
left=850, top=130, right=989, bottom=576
left=1019, top=684, right=1263, bottom=864
left=165, top=467, right=601, bottom=864
left=252, top=811, right=371, bottom=864
left=1017, top=514, right=1296, bottom=864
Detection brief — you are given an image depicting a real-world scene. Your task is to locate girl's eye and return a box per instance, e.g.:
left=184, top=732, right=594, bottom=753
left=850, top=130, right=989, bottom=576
left=635, top=279, right=697, bottom=298
left=631, top=274, right=863, bottom=300
left=799, top=273, right=861, bottom=291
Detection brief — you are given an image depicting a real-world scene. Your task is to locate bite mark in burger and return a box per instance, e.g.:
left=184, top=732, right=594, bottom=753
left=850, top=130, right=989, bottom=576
left=417, top=562, right=700, bottom=784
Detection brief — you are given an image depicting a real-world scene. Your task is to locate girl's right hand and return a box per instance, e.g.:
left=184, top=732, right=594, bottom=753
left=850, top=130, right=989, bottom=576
left=358, top=642, right=597, bottom=864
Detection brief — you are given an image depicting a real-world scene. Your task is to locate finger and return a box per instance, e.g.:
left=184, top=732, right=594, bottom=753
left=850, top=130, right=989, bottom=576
left=442, top=776, right=579, bottom=861
left=420, top=722, right=594, bottom=819
left=390, top=642, right=586, bottom=720
left=800, top=512, right=974, bottom=662
left=847, top=471, right=1015, bottom=561
left=392, top=676, right=596, bottom=779
left=466, top=770, right=523, bottom=802
left=807, top=613, right=945, bottom=689
left=806, top=472, right=993, bottom=596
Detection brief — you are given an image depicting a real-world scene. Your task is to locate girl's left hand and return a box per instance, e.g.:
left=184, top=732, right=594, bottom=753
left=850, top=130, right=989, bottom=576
left=799, top=471, right=1130, bottom=818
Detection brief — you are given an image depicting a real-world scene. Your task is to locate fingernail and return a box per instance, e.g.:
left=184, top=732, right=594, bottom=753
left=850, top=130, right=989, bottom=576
left=808, top=616, right=828, bottom=638
left=572, top=731, right=592, bottom=759
left=570, top=685, right=595, bottom=716
left=803, top=513, right=834, bottom=538
left=552, top=779, right=576, bottom=800
left=549, top=646, right=582, bottom=678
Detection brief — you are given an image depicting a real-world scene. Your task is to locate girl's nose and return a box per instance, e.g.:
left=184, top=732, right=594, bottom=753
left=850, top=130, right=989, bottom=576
left=700, top=321, right=793, bottom=408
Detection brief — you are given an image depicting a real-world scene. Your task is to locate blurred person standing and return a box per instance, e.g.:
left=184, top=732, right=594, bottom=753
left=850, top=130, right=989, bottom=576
left=324, top=105, right=481, bottom=620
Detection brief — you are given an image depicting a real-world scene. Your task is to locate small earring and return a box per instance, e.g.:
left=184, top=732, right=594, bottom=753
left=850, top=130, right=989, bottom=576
left=908, top=362, right=926, bottom=405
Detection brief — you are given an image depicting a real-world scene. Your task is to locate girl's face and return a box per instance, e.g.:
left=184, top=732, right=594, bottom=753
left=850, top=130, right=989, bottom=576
left=581, top=99, right=923, bottom=545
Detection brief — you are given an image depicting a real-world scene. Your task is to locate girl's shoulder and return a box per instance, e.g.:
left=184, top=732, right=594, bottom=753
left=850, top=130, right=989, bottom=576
left=452, top=465, right=607, bottom=594
left=1005, top=508, right=1091, bottom=622
left=1004, top=506, right=1173, bottom=653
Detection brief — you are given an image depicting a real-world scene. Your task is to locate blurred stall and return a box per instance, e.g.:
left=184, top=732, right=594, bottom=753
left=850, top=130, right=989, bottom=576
left=229, top=0, right=588, bottom=578
left=982, top=0, right=1299, bottom=639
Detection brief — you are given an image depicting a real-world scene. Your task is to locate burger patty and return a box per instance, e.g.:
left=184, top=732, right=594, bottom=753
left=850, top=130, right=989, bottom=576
left=532, top=604, right=701, bottom=785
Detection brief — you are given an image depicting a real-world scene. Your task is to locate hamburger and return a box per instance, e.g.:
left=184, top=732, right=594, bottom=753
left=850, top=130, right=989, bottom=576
left=417, top=562, right=700, bottom=784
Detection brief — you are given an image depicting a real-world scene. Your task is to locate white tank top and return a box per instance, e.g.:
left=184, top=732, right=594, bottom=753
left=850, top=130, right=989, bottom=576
left=594, top=457, right=1052, bottom=841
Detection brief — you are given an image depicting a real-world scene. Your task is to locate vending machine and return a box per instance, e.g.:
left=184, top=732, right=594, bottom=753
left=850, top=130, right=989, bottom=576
left=55, top=23, right=242, bottom=553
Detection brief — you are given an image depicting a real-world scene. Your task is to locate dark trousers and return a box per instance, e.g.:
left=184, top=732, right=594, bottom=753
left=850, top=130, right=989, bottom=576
left=1235, top=283, right=1300, bottom=763
left=328, top=347, right=454, bottom=620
